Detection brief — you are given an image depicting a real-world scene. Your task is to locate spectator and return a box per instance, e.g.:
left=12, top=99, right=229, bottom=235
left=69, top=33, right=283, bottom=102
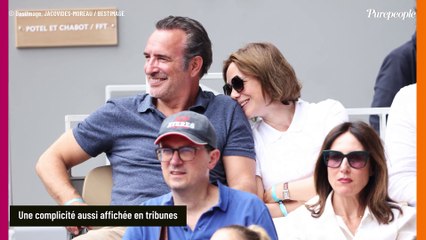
left=36, top=16, right=256, bottom=239
left=284, top=121, right=416, bottom=239
left=370, top=33, right=416, bottom=133
left=222, top=42, right=347, bottom=218
left=123, top=111, right=277, bottom=240
left=385, top=84, right=416, bottom=206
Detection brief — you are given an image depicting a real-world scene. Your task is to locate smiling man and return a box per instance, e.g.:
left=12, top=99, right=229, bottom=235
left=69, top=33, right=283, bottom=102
left=36, top=16, right=256, bottom=240
left=123, top=111, right=277, bottom=240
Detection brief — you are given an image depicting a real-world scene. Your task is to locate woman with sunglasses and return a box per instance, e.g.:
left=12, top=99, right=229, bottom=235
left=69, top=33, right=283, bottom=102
left=222, top=42, right=348, bottom=218
left=284, top=121, right=416, bottom=239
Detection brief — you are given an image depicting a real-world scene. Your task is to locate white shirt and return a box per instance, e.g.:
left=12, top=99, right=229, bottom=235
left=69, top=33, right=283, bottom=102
left=281, top=192, right=416, bottom=240
left=253, top=99, right=348, bottom=189
left=385, top=84, right=416, bottom=206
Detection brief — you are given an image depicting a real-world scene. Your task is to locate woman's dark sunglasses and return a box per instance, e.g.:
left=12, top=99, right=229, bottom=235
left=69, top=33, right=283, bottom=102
left=323, top=150, right=369, bottom=169
left=223, top=76, right=245, bottom=95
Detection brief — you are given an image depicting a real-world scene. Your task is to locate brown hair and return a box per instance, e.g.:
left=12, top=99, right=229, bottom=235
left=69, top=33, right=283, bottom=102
left=216, top=225, right=271, bottom=240
left=308, top=121, right=402, bottom=224
left=223, top=42, right=301, bottom=104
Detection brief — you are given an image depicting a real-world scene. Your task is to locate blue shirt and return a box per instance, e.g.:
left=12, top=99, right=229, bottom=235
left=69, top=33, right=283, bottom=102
left=123, top=183, right=278, bottom=240
left=73, top=89, right=255, bottom=205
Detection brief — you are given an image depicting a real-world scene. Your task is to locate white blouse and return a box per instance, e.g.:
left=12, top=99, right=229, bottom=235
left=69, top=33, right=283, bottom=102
left=279, top=192, right=416, bottom=240
left=253, top=99, right=348, bottom=189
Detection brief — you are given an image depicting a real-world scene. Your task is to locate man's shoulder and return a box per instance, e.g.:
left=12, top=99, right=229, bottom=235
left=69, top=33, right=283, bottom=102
left=142, top=192, right=173, bottom=206
left=201, top=91, right=237, bottom=106
left=84, top=94, right=151, bottom=122
left=391, top=37, right=415, bottom=55
left=107, top=93, right=149, bottom=107
left=100, top=94, right=155, bottom=117
left=201, top=92, right=245, bottom=120
left=384, top=38, right=416, bottom=65
left=224, top=188, right=268, bottom=216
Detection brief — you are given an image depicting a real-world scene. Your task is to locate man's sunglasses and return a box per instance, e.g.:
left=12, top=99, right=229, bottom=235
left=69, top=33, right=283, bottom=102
left=223, top=76, right=246, bottom=95
left=323, top=150, right=369, bottom=169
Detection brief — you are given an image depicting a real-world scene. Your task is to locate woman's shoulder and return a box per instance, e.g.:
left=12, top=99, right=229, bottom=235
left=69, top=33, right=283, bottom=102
left=388, top=203, right=416, bottom=238
left=393, top=203, right=416, bottom=218
left=297, top=99, right=348, bottom=124
left=300, top=98, right=345, bottom=110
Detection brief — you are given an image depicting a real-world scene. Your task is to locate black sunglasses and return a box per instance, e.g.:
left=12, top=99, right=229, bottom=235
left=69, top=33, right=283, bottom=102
left=223, top=76, right=246, bottom=95
left=323, top=150, right=369, bottom=169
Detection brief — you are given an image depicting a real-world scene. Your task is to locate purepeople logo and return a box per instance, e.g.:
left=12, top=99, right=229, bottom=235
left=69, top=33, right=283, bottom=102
left=366, top=9, right=416, bottom=20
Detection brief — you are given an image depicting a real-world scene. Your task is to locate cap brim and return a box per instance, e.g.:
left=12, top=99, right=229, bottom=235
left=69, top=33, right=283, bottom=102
left=154, top=132, right=208, bottom=145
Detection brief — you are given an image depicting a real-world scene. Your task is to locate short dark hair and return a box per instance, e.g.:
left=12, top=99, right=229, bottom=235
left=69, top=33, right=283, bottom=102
left=204, top=144, right=215, bottom=152
left=156, top=16, right=212, bottom=78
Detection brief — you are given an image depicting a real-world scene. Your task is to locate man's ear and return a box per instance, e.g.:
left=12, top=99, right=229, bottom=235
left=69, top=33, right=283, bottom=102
left=208, top=149, right=221, bottom=169
left=189, top=56, right=203, bottom=78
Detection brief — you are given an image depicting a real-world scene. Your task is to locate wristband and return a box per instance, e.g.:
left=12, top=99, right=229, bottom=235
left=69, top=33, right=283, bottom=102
left=271, top=185, right=282, bottom=202
left=64, top=198, right=85, bottom=205
left=278, top=201, right=288, bottom=217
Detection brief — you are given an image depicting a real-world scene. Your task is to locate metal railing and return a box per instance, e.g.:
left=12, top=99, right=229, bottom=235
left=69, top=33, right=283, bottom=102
left=346, top=107, right=390, bottom=139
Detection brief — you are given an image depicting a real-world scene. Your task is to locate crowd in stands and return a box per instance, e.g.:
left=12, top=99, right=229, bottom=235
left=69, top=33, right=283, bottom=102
left=36, top=16, right=416, bottom=240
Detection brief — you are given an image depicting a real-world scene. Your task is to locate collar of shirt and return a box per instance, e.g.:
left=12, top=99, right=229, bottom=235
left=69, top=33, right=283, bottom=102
left=326, top=191, right=374, bottom=238
left=326, top=191, right=373, bottom=220
left=257, top=99, right=305, bottom=143
left=153, top=181, right=229, bottom=213
left=138, top=88, right=210, bottom=114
